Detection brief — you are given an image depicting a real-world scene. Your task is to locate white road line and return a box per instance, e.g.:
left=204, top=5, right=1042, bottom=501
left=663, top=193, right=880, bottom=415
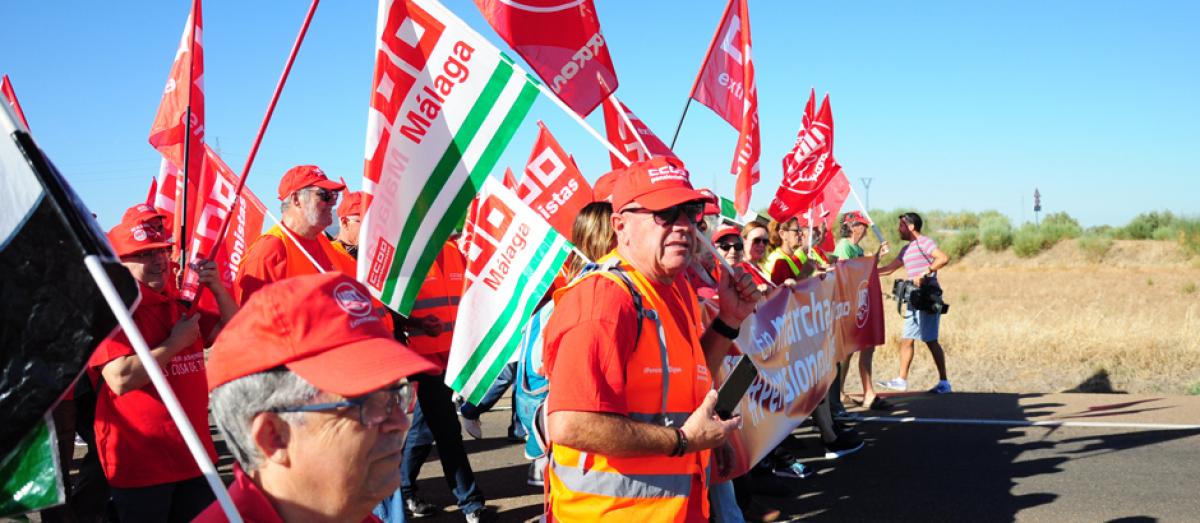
left=840, top=414, right=1200, bottom=431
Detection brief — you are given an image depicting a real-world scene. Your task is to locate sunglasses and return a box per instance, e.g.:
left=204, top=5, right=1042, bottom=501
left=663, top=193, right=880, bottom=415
left=750, top=237, right=770, bottom=245
left=717, top=242, right=745, bottom=252
left=621, top=201, right=705, bottom=227
left=302, top=187, right=339, bottom=204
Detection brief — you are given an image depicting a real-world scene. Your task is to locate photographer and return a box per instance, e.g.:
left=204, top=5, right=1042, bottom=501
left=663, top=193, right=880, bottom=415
left=877, top=212, right=953, bottom=394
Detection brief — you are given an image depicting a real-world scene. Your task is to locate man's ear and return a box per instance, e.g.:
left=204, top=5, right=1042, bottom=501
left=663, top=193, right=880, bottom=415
left=251, top=412, right=293, bottom=467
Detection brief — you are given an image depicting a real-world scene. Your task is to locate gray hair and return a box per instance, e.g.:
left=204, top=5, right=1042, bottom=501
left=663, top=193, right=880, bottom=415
left=210, top=368, right=320, bottom=471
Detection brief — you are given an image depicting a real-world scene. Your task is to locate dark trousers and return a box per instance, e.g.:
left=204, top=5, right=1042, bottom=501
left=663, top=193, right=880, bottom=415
left=458, top=362, right=524, bottom=438
left=401, top=372, right=484, bottom=513
left=109, top=475, right=213, bottom=523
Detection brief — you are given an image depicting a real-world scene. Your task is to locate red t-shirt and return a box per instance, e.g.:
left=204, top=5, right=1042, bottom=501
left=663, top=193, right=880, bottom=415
left=770, top=253, right=807, bottom=286
left=543, top=274, right=695, bottom=416
left=235, top=231, right=337, bottom=304
left=88, top=282, right=220, bottom=488
left=194, top=464, right=384, bottom=523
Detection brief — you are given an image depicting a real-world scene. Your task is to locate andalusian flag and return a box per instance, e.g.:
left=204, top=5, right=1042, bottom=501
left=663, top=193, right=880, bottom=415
left=447, top=178, right=570, bottom=403
left=360, top=0, right=540, bottom=314
left=719, top=195, right=740, bottom=223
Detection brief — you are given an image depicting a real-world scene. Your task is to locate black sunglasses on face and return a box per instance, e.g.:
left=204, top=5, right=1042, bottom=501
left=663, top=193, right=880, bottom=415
left=750, top=237, right=769, bottom=245
left=621, top=201, right=705, bottom=226
left=717, top=242, right=745, bottom=252
left=303, top=187, right=339, bottom=204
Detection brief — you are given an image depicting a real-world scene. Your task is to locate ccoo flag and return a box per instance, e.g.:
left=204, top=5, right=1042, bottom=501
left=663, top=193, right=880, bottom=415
left=689, top=0, right=760, bottom=214
left=360, top=0, right=541, bottom=315
left=770, top=93, right=839, bottom=220
left=601, top=92, right=676, bottom=170
left=514, top=121, right=592, bottom=240
left=448, top=178, right=571, bottom=404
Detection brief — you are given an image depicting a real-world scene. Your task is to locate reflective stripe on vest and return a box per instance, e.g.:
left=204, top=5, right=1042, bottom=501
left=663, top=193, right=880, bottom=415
left=264, top=225, right=358, bottom=278
left=407, top=241, right=464, bottom=355
left=765, top=249, right=805, bottom=278
left=547, top=252, right=712, bottom=521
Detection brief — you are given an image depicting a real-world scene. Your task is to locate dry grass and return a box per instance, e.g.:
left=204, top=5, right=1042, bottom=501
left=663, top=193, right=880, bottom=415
left=845, top=240, right=1200, bottom=394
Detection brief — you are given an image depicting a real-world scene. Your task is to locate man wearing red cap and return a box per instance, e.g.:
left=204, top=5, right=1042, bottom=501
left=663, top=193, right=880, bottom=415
left=121, top=203, right=168, bottom=238
left=234, top=165, right=355, bottom=303
left=542, top=156, right=761, bottom=521
left=333, top=191, right=366, bottom=258
left=196, top=273, right=438, bottom=523
left=88, top=217, right=238, bottom=522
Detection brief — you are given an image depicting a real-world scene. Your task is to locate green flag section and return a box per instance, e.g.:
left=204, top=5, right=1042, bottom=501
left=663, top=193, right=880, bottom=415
left=360, top=0, right=540, bottom=315
left=720, top=195, right=740, bottom=223
left=447, top=178, right=571, bottom=404
left=0, top=417, right=65, bottom=517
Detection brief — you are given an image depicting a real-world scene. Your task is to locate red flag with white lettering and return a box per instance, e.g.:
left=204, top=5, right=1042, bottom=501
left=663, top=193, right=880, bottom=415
left=515, top=122, right=593, bottom=239
left=148, top=0, right=205, bottom=253
left=502, top=167, right=518, bottom=190
left=177, top=145, right=267, bottom=302
left=474, top=0, right=616, bottom=116
left=688, top=0, right=759, bottom=214
left=770, top=94, right=839, bottom=221
left=809, top=168, right=850, bottom=253
left=1, top=75, right=31, bottom=130
left=601, top=93, right=677, bottom=170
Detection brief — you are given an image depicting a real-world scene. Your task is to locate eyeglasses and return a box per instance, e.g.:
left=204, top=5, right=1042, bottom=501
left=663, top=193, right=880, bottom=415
left=302, top=187, right=339, bottom=204
left=270, top=382, right=412, bottom=427
left=750, top=237, right=770, bottom=246
left=717, top=242, right=744, bottom=252
left=620, top=201, right=705, bottom=227
left=780, top=227, right=801, bottom=234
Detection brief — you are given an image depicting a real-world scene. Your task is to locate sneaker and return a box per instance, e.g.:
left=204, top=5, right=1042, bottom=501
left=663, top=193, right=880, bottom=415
left=877, top=377, right=908, bottom=391
left=464, top=507, right=490, bottom=523
left=74, top=434, right=87, bottom=447
left=462, top=417, right=483, bottom=440
left=771, top=459, right=812, bottom=479
left=527, top=458, right=545, bottom=487
left=823, top=433, right=865, bottom=459
left=404, top=496, right=439, bottom=518
left=928, top=380, right=953, bottom=394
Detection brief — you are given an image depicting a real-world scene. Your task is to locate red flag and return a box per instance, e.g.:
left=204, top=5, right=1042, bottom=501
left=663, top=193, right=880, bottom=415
left=148, top=0, right=205, bottom=249
left=502, top=167, right=518, bottom=190
left=689, top=0, right=759, bottom=214
left=177, top=145, right=267, bottom=302
left=601, top=93, right=676, bottom=170
left=515, top=122, right=593, bottom=239
left=145, top=177, right=157, bottom=207
left=1, top=75, right=32, bottom=130
left=475, top=0, right=617, bottom=116
left=809, top=168, right=850, bottom=253
left=152, top=159, right=180, bottom=236
left=770, top=94, right=839, bottom=220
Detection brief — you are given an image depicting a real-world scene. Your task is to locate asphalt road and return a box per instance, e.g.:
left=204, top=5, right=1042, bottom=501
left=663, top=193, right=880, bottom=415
left=426, top=392, right=1200, bottom=522
left=23, top=392, right=1200, bottom=522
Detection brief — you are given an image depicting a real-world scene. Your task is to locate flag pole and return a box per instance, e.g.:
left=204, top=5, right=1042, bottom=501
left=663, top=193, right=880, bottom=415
left=178, top=0, right=200, bottom=290
left=847, top=182, right=885, bottom=246
left=83, top=256, right=243, bottom=523
left=190, top=0, right=320, bottom=308
left=527, top=79, right=631, bottom=166
left=669, top=0, right=736, bottom=149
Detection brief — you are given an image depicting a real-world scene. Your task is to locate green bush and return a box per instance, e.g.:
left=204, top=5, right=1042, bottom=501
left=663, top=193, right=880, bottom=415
left=942, top=228, right=979, bottom=259
left=1120, top=211, right=1177, bottom=240
left=1039, top=212, right=1083, bottom=242
left=1077, top=234, right=1113, bottom=262
left=1013, top=224, right=1054, bottom=257
left=1177, top=218, right=1200, bottom=256
left=980, top=216, right=1014, bottom=252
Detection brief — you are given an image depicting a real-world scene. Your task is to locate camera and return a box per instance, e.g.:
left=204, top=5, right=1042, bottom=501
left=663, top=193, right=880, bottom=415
left=892, top=279, right=950, bottom=315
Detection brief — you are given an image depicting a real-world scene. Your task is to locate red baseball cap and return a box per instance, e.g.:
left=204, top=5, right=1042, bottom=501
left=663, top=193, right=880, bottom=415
left=277, top=165, right=346, bottom=200
left=121, top=203, right=166, bottom=225
left=592, top=170, right=620, bottom=202
left=698, top=189, right=721, bottom=216
left=206, top=273, right=437, bottom=396
left=842, top=210, right=870, bottom=226
left=611, top=157, right=705, bottom=211
left=338, top=191, right=366, bottom=219
left=713, top=226, right=742, bottom=244
left=107, top=220, right=172, bottom=257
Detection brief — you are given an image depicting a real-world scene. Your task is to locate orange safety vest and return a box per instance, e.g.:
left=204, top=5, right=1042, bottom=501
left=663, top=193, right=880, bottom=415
left=546, top=253, right=713, bottom=522
left=406, top=241, right=465, bottom=356
left=262, top=225, right=358, bottom=278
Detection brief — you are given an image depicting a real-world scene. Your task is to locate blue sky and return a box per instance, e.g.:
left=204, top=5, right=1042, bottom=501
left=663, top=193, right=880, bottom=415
left=2, top=1, right=1196, bottom=229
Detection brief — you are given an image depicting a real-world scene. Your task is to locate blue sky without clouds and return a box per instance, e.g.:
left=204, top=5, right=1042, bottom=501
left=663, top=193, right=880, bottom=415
left=1, top=1, right=1196, bottom=229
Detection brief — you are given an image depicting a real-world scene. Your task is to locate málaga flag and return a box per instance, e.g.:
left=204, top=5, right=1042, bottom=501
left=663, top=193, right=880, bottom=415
left=448, top=178, right=571, bottom=404
left=360, top=0, right=541, bottom=315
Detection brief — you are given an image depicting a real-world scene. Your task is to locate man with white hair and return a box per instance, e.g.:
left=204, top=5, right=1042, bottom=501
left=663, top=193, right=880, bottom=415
left=234, top=165, right=355, bottom=303
left=195, top=272, right=437, bottom=522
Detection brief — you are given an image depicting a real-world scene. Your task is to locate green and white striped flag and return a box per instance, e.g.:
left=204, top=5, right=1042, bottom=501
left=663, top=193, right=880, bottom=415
left=719, top=195, right=740, bottom=223
left=359, top=0, right=540, bottom=314
left=447, top=178, right=571, bottom=403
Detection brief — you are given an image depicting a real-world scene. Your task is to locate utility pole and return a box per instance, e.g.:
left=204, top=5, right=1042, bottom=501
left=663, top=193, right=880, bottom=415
left=1033, top=188, right=1042, bottom=227
left=859, top=177, right=874, bottom=211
